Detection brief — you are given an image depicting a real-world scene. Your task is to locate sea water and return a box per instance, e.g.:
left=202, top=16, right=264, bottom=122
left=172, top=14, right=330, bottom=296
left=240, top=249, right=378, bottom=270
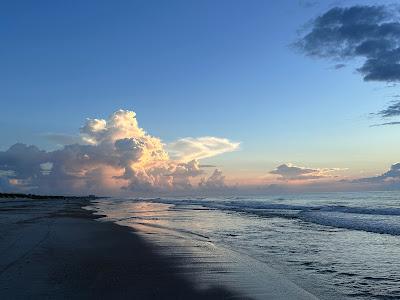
left=92, top=191, right=400, bottom=299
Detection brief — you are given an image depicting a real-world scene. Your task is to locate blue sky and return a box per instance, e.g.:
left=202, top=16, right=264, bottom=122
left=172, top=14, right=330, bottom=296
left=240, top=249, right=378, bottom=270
left=1, top=0, right=400, bottom=194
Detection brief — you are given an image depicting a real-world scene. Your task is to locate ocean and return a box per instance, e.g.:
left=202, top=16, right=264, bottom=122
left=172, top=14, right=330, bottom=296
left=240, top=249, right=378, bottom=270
left=91, top=191, right=400, bottom=299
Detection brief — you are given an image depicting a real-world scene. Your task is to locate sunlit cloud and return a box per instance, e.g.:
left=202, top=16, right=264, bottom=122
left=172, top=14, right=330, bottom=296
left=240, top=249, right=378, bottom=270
left=166, top=136, right=240, bottom=162
left=0, top=110, right=238, bottom=196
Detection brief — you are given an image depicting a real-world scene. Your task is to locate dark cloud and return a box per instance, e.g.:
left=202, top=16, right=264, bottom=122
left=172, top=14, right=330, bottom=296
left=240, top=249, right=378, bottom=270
left=199, top=164, right=217, bottom=168
left=334, top=63, right=346, bottom=69
left=0, top=143, right=50, bottom=181
left=298, top=0, right=318, bottom=8
left=296, top=5, right=400, bottom=82
left=0, top=176, right=14, bottom=192
left=355, top=163, right=400, bottom=187
left=376, top=100, right=400, bottom=118
left=199, top=169, right=226, bottom=189
left=270, top=164, right=318, bottom=180
left=371, top=121, right=400, bottom=126
left=269, top=163, right=342, bottom=181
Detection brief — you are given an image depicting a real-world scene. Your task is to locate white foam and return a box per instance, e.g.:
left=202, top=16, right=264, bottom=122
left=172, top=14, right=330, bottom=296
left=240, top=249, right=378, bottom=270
left=145, top=198, right=400, bottom=236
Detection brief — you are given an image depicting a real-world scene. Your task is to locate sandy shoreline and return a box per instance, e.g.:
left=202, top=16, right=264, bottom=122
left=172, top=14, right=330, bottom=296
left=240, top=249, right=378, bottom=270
left=0, top=197, right=242, bottom=299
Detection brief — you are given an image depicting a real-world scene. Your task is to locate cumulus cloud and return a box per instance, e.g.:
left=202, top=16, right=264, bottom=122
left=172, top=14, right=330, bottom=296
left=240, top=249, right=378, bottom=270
left=340, top=163, right=400, bottom=191
left=355, top=163, right=400, bottom=184
left=0, top=110, right=237, bottom=195
left=270, top=163, right=342, bottom=181
left=0, top=177, right=13, bottom=192
left=296, top=5, right=400, bottom=82
left=166, top=136, right=239, bottom=162
left=199, top=169, right=226, bottom=189
left=0, top=143, right=50, bottom=180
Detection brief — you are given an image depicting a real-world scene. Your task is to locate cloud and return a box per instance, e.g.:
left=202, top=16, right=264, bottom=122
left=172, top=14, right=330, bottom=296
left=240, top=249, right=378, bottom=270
left=199, top=169, right=226, bottom=189
left=376, top=100, right=400, bottom=118
left=346, top=163, right=400, bottom=191
left=0, top=143, right=50, bottom=180
left=296, top=5, right=400, bottom=82
left=198, top=164, right=217, bottom=168
left=0, top=176, right=14, bottom=192
left=80, top=110, right=147, bottom=145
left=334, top=63, right=346, bottom=69
left=0, top=110, right=237, bottom=195
left=166, top=137, right=239, bottom=162
left=270, top=163, right=342, bottom=181
left=355, top=163, right=400, bottom=184
left=298, top=0, right=318, bottom=8
left=371, top=121, right=400, bottom=127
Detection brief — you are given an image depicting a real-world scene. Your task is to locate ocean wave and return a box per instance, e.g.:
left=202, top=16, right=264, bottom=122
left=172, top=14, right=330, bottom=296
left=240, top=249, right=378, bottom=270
left=298, top=211, right=400, bottom=235
left=150, top=197, right=400, bottom=216
left=146, top=198, right=400, bottom=236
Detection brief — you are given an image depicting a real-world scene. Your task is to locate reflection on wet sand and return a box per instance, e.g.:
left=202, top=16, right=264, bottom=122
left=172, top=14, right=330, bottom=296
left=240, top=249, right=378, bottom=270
left=94, top=200, right=318, bottom=300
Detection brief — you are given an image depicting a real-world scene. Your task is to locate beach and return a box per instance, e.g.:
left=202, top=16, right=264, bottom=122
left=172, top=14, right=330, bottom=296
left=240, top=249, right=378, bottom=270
left=0, top=197, right=241, bottom=299
left=0, top=196, right=321, bottom=299
left=92, top=193, right=400, bottom=299
left=3, top=193, right=399, bottom=299
left=2, top=1, right=399, bottom=299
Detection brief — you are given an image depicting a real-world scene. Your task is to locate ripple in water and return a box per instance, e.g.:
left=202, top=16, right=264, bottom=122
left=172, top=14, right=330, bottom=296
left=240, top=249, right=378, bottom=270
left=93, top=191, right=400, bottom=300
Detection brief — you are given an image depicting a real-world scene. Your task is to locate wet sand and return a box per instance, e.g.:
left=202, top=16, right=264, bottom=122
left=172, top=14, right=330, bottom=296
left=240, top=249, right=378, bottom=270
left=0, top=197, right=241, bottom=299
left=93, top=200, right=320, bottom=300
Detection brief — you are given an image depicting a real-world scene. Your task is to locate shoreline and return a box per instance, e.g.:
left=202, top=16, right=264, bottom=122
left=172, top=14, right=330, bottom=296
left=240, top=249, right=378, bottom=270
left=0, top=197, right=242, bottom=299
left=94, top=198, right=321, bottom=300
